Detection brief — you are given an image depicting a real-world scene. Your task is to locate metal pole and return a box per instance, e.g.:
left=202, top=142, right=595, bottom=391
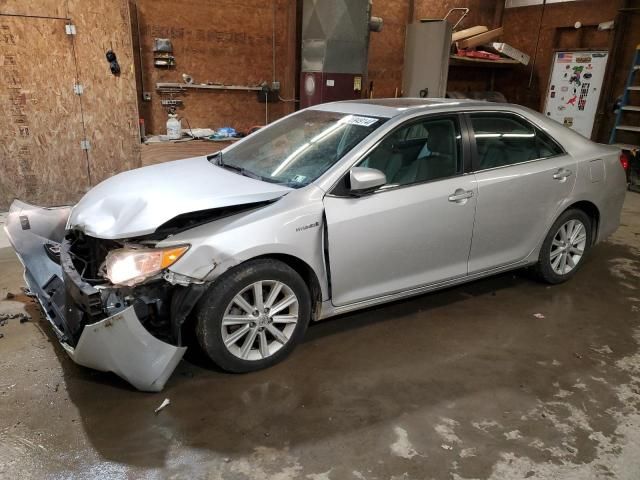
left=528, top=0, right=547, bottom=88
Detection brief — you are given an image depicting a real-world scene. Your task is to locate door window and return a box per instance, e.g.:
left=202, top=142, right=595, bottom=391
left=469, top=113, right=564, bottom=170
left=359, top=116, right=463, bottom=187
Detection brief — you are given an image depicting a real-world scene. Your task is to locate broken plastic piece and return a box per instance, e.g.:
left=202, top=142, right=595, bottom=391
left=155, top=398, right=171, bottom=414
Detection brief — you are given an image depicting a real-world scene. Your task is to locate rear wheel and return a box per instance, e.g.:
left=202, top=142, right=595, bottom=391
left=534, top=209, right=592, bottom=284
left=195, top=259, right=311, bottom=372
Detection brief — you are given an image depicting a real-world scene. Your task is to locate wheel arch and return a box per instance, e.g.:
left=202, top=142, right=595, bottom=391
left=563, top=200, right=600, bottom=245
left=251, top=253, right=324, bottom=320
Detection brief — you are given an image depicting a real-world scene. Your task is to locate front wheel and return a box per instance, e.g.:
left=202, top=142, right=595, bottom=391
left=534, top=209, right=592, bottom=284
left=195, top=259, right=311, bottom=372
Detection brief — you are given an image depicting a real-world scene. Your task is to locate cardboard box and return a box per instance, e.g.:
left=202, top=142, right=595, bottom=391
left=490, top=42, right=530, bottom=65
left=457, top=27, right=503, bottom=48
left=452, top=26, right=488, bottom=42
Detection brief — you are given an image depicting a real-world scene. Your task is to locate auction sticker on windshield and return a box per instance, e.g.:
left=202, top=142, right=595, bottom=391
left=343, top=116, right=379, bottom=127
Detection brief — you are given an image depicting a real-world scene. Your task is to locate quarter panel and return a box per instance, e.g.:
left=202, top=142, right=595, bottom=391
left=569, top=148, right=626, bottom=242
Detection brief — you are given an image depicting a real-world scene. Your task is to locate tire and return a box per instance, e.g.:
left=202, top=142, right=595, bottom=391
left=534, top=209, right=592, bottom=284
left=195, top=259, right=311, bottom=372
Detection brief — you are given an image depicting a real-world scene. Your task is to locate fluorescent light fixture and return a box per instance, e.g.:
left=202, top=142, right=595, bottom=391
left=506, top=0, right=579, bottom=7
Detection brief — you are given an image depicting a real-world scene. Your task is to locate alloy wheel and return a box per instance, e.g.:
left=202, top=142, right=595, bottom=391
left=550, top=219, right=587, bottom=275
left=221, top=280, right=299, bottom=361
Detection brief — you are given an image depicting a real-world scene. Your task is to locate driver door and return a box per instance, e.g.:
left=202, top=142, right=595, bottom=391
left=323, top=115, right=477, bottom=307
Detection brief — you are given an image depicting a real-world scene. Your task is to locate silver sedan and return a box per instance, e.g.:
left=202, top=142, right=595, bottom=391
left=5, top=99, right=627, bottom=391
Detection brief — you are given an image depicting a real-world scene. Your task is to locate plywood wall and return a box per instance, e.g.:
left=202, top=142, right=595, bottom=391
left=134, top=0, right=297, bottom=135
left=0, top=0, right=67, bottom=18
left=67, top=0, right=141, bottom=186
left=0, top=0, right=140, bottom=209
left=0, top=16, right=89, bottom=206
left=368, top=0, right=409, bottom=99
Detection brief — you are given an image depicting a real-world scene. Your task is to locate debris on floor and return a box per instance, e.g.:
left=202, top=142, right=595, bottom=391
left=154, top=398, right=171, bottom=414
left=533, top=313, right=546, bottom=319
left=0, top=312, right=31, bottom=323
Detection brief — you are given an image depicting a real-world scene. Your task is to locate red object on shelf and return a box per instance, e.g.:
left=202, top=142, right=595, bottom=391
left=456, top=48, right=501, bottom=61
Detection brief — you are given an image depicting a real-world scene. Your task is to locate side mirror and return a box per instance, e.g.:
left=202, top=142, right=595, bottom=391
left=349, top=167, right=387, bottom=194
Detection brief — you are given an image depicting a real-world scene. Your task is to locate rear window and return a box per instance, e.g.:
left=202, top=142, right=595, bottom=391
left=470, top=113, right=564, bottom=170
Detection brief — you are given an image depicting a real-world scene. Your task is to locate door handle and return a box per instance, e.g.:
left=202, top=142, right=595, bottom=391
left=553, top=168, right=573, bottom=180
left=448, top=189, right=474, bottom=202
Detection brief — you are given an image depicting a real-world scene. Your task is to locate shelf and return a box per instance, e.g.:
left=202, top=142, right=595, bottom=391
left=449, top=54, right=520, bottom=68
left=156, top=82, right=263, bottom=92
left=616, top=125, right=640, bottom=132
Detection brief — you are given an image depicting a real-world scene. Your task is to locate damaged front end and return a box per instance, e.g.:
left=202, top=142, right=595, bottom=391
left=4, top=200, right=206, bottom=392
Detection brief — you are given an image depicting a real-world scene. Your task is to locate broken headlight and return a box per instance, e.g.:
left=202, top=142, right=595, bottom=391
left=104, top=246, right=189, bottom=286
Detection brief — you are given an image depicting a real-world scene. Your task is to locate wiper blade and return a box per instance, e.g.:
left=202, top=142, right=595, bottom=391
left=258, top=176, right=303, bottom=188
left=206, top=151, right=223, bottom=165
left=208, top=153, right=284, bottom=184
left=218, top=161, right=263, bottom=181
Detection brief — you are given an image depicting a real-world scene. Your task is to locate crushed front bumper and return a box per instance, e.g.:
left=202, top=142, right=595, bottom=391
left=4, top=200, right=186, bottom=392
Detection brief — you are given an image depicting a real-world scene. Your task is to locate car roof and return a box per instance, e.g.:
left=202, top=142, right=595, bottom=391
left=310, top=98, right=501, bottom=118
left=308, top=97, right=611, bottom=157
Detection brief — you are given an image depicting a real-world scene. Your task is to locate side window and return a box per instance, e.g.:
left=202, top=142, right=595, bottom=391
left=359, top=116, right=462, bottom=187
left=470, top=113, right=563, bottom=170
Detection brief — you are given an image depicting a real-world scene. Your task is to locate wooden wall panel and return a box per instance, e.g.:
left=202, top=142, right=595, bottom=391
left=0, top=0, right=141, bottom=208
left=141, top=140, right=228, bottom=166
left=367, top=0, right=408, bottom=98
left=0, top=17, right=89, bottom=208
left=0, top=1, right=68, bottom=18
left=67, top=0, right=141, bottom=185
left=135, top=0, right=297, bottom=135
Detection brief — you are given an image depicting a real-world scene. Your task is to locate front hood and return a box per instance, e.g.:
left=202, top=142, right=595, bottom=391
left=68, top=156, right=291, bottom=239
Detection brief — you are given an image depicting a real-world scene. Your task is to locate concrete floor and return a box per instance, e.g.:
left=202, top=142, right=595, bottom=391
left=0, top=195, right=639, bottom=480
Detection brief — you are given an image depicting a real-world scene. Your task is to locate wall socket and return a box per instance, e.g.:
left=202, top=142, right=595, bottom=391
left=271, top=81, right=280, bottom=91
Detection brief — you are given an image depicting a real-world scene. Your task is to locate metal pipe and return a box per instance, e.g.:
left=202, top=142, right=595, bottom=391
left=528, top=0, right=547, bottom=88
left=134, top=0, right=146, bottom=99
left=272, top=0, right=277, bottom=84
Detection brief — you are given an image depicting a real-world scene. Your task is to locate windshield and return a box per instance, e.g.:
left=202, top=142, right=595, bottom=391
left=213, top=110, right=385, bottom=188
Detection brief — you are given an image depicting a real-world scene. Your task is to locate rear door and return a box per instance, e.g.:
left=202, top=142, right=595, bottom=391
left=323, top=114, right=477, bottom=306
left=466, top=112, right=577, bottom=273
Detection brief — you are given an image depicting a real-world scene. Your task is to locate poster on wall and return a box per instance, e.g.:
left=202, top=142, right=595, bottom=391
left=543, top=50, right=609, bottom=139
